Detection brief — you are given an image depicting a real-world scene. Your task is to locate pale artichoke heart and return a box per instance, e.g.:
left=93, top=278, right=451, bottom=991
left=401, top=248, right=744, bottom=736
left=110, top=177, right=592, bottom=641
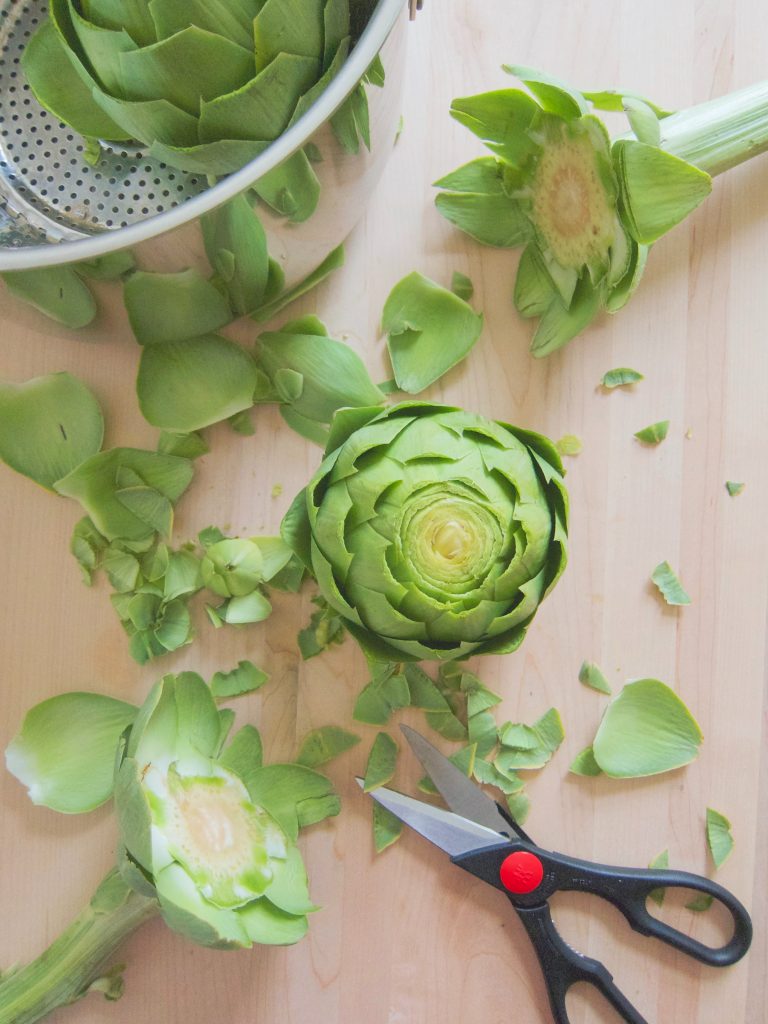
left=530, top=120, right=616, bottom=270
left=144, top=762, right=287, bottom=910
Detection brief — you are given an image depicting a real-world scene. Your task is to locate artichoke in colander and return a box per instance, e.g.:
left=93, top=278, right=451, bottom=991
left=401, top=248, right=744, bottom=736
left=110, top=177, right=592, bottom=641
left=23, top=0, right=362, bottom=179
left=282, top=402, right=568, bottom=662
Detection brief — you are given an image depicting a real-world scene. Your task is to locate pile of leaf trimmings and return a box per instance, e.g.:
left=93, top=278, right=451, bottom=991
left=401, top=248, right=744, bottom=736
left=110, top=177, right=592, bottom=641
left=436, top=66, right=768, bottom=356
left=23, top=0, right=383, bottom=186
left=2, top=670, right=342, bottom=1022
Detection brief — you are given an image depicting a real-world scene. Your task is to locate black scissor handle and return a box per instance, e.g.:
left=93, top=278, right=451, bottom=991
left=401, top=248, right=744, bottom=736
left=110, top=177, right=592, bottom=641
left=515, top=901, right=649, bottom=1024
left=547, top=855, right=753, bottom=968
left=453, top=842, right=753, bottom=968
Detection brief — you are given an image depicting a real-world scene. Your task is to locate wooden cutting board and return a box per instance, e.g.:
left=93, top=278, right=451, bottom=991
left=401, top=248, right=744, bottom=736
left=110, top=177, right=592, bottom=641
left=0, top=2, right=766, bottom=1022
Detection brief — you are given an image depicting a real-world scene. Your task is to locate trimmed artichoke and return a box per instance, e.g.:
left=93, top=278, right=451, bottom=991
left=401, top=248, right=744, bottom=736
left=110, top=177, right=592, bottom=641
left=282, top=402, right=568, bottom=662
left=435, top=66, right=725, bottom=356
left=1, top=672, right=339, bottom=1023
left=116, top=672, right=327, bottom=947
left=23, top=0, right=362, bottom=179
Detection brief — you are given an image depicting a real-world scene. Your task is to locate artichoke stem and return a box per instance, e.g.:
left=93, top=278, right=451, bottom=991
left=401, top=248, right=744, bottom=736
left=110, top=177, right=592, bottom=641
left=0, top=869, right=158, bottom=1024
left=655, top=81, right=768, bottom=176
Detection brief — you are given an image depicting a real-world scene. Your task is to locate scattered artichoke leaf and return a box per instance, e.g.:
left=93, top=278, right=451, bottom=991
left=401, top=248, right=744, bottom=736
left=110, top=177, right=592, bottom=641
left=201, top=194, right=269, bottom=316
left=245, top=764, right=340, bottom=843
left=648, top=849, right=669, bottom=906
left=472, top=757, right=523, bottom=795
left=725, top=481, right=744, bottom=497
left=252, top=149, right=320, bottom=223
left=298, top=595, right=347, bottom=659
left=228, top=410, right=256, bottom=436
left=555, top=434, right=582, bottom=457
left=55, top=448, right=194, bottom=542
left=211, top=661, right=269, bottom=699
left=450, top=270, right=474, bottom=301
left=296, top=726, right=360, bottom=768
left=157, top=430, right=209, bottom=459
left=124, top=269, right=233, bottom=345
left=458, top=670, right=502, bottom=718
left=331, top=82, right=371, bottom=155
left=383, top=271, right=484, bottom=394
left=163, top=550, right=203, bottom=601
left=651, top=561, right=691, bottom=606
left=198, top=525, right=226, bottom=547
left=591, top=678, right=702, bottom=778
left=363, top=732, right=398, bottom=792
left=706, top=808, right=734, bottom=869
left=0, top=372, right=104, bottom=490
left=601, top=367, right=644, bottom=389
left=1, top=265, right=97, bottom=329
left=6, top=692, right=137, bottom=813
left=70, top=515, right=107, bottom=584
left=280, top=407, right=330, bottom=447
left=251, top=244, right=345, bottom=324
left=569, top=746, right=603, bottom=776
left=686, top=894, right=714, bottom=912
left=506, top=790, right=531, bottom=824
left=634, top=420, right=670, bottom=445
left=76, top=250, right=136, bottom=280
left=404, top=664, right=468, bottom=741
left=496, top=708, right=565, bottom=772
left=137, top=334, right=259, bottom=432
left=257, top=327, right=384, bottom=425
left=468, top=709, right=500, bottom=759
left=578, top=661, right=611, bottom=695
left=354, top=662, right=410, bottom=726
left=373, top=801, right=403, bottom=853
left=102, top=548, right=141, bottom=593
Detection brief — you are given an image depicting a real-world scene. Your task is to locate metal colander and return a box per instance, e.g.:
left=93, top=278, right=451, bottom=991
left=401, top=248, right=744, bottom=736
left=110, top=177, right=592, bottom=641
left=0, top=0, right=407, bottom=270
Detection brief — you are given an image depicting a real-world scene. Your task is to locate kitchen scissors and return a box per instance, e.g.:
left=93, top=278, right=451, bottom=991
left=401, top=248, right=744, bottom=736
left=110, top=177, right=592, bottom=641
left=360, top=726, right=753, bottom=1024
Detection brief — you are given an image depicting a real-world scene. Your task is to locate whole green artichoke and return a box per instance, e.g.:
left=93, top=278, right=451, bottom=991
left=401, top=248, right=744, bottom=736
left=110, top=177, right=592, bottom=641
left=282, top=402, right=568, bottom=662
left=23, top=0, right=360, bottom=177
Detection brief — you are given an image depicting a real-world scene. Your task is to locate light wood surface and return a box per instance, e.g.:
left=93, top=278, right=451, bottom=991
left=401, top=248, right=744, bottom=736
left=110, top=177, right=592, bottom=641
left=1, top=2, right=767, bottom=1022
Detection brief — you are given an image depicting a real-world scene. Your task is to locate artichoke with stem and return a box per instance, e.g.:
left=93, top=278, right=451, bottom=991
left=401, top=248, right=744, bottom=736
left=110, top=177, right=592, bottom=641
left=436, top=66, right=768, bottom=356
left=1, top=671, right=339, bottom=1024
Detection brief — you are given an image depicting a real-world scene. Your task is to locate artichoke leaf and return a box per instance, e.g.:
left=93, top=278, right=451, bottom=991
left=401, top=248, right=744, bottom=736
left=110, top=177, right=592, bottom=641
left=296, top=726, right=360, bottom=768
left=251, top=244, right=345, bottom=323
left=363, top=732, right=398, bottom=792
left=201, top=194, right=269, bottom=316
left=22, top=19, right=131, bottom=140
left=137, top=335, right=259, bottom=432
left=0, top=372, right=103, bottom=490
left=252, top=149, right=321, bottom=223
left=503, top=65, right=588, bottom=120
left=6, top=692, right=137, bottom=813
left=149, top=0, right=256, bottom=49
left=449, top=89, right=539, bottom=167
left=124, top=269, right=233, bottom=345
left=200, top=53, right=320, bottom=143
left=1, top=266, right=96, bottom=329
left=148, top=138, right=271, bottom=175
left=706, top=808, right=734, bottom=869
left=116, top=26, right=254, bottom=117
left=383, top=271, right=484, bottom=394
left=253, top=0, right=325, bottom=72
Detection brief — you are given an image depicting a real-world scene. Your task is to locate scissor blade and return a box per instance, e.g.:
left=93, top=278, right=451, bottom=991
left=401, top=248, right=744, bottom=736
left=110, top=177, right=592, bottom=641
left=359, top=780, right=507, bottom=857
left=400, top=725, right=521, bottom=839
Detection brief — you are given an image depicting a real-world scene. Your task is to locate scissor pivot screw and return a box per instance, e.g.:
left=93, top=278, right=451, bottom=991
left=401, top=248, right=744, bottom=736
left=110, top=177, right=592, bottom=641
left=500, top=851, right=545, bottom=895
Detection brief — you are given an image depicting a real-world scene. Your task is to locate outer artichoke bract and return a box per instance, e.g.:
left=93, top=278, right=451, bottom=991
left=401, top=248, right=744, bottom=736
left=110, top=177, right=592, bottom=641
left=116, top=672, right=318, bottom=947
left=23, top=0, right=357, bottom=176
left=282, top=403, right=568, bottom=662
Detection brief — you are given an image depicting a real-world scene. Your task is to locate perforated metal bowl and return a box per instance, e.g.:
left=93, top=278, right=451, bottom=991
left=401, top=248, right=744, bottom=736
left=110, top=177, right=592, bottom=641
left=0, top=0, right=407, bottom=278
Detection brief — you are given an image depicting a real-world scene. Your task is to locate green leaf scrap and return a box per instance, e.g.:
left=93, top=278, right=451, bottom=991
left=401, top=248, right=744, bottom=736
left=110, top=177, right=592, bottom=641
left=601, top=367, right=644, bottom=389
left=706, top=808, right=734, bottom=869
left=725, top=481, right=744, bottom=497
left=651, top=561, right=691, bottom=606
left=0, top=372, right=104, bottom=490
left=648, top=849, right=669, bottom=907
left=591, top=679, right=702, bottom=778
left=373, top=801, right=403, bottom=853
left=210, top=661, right=269, bottom=699
left=363, top=732, right=398, bottom=792
left=569, top=746, right=602, bottom=776
left=578, top=661, right=611, bottom=695
left=296, top=726, right=360, bottom=768
left=634, top=420, right=669, bottom=445
left=382, top=271, right=484, bottom=394
left=496, top=708, right=564, bottom=772
left=555, top=434, right=582, bottom=457
left=450, top=270, right=474, bottom=301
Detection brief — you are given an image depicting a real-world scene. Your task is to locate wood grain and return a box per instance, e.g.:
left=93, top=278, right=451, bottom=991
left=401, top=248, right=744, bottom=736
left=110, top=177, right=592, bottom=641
left=1, top=2, right=767, bottom=1022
